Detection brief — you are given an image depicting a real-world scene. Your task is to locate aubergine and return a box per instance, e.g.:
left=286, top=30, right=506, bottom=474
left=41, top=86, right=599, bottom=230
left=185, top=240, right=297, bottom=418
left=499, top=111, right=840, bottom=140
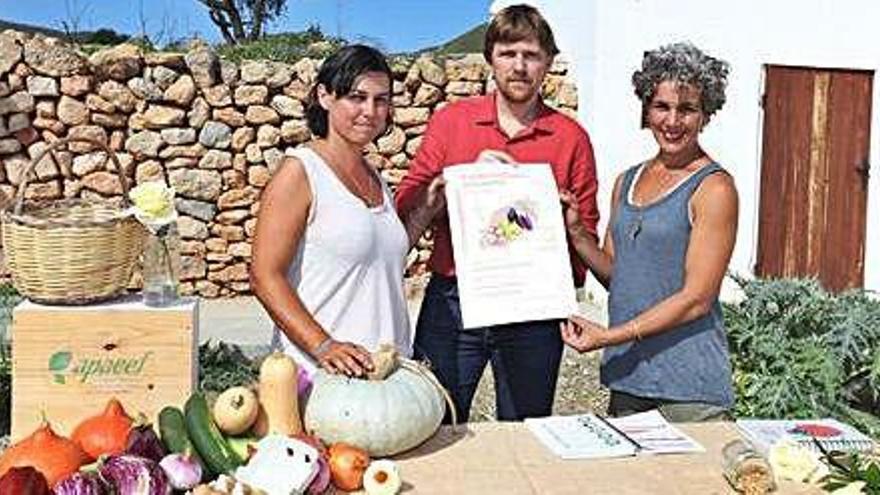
left=125, top=422, right=167, bottom=463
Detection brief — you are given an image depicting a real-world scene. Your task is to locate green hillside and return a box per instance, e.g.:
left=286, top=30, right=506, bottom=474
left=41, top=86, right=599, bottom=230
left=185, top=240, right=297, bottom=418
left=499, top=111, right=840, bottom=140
left=419, top=23, right=487, bottom=55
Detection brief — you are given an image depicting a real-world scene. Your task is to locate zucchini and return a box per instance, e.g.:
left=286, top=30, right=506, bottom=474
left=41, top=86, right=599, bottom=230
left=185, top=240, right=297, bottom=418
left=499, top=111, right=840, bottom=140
left=158, top=406, right=209, bottom=476
left=184, top=392, right=245, bottom=476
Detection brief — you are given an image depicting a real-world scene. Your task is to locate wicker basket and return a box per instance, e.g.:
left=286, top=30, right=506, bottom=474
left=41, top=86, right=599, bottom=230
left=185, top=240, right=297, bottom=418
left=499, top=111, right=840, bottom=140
left=1, top=137, right=146, bottom=305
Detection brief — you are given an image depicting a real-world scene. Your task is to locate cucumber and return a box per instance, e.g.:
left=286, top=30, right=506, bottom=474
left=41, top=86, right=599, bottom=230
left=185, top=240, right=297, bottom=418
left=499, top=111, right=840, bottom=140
left=184, top=392, right=245, bottom=476
left=158, top=406, right=209, bottom=476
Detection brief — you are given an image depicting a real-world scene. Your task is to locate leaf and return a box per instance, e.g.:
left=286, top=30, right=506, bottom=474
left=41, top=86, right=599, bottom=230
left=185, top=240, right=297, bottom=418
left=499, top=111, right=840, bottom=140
left=48, top=351, right=72, bottom=371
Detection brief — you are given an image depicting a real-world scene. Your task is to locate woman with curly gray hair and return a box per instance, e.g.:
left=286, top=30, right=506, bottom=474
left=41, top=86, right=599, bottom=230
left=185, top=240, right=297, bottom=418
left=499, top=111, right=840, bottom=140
left=559, top=42, right=739, bottom=422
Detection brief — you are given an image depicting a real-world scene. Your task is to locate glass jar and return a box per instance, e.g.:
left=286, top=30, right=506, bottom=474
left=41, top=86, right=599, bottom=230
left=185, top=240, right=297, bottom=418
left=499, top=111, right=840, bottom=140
left=142, top=222, right=181, bottom=307
left=722, top=439, right=777, bottom=494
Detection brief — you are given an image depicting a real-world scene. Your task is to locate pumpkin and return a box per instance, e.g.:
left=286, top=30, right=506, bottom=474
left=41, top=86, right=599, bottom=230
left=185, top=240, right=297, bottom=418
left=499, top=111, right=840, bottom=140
left=0, top=422, right=89, bottom=488
left=71, top=398, right=133, bottom=460
left=304, top=357, right=456, bottom=456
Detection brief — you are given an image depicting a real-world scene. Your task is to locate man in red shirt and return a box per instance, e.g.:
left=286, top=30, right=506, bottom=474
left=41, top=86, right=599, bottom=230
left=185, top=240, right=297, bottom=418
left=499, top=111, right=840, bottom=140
left=395, top=4, right=599, bottom=422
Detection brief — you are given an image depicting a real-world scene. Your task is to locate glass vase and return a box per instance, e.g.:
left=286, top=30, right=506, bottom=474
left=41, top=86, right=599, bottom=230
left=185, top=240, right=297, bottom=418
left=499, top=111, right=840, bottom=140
left=142, top=223, right=181, bottom=307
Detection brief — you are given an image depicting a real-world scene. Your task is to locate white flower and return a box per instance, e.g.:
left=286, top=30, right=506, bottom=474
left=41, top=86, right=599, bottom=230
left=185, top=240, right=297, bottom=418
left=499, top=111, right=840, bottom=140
left=128, top=181, right=177, bottom=233
left=769, top=439, right=825, bottom=483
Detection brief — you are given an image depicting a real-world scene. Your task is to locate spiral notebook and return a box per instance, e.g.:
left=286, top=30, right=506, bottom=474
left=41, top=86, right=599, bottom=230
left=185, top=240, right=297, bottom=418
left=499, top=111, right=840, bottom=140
left=736, top=418, right=877, bottom=455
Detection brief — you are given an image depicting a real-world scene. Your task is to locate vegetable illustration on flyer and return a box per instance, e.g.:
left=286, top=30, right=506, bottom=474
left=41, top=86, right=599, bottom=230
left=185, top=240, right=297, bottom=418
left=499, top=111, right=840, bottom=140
left=443, top=162, right=577, bottom=329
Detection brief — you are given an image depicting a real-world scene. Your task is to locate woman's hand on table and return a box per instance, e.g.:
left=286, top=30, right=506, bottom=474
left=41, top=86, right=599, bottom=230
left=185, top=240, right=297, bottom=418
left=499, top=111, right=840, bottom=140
left=315, top=340, right=374, bottom=377
left=560, top=315, right=609, bottom=353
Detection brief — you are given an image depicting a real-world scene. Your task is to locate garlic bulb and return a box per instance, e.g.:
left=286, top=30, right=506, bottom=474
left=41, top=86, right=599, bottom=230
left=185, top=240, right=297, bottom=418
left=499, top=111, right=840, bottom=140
left=363, top=459, right=402, bottom=495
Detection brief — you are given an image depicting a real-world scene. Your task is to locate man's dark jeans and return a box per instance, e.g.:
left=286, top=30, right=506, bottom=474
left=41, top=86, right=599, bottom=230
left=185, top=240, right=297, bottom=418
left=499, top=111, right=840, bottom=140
left=413, top=274, right=563, bottom=422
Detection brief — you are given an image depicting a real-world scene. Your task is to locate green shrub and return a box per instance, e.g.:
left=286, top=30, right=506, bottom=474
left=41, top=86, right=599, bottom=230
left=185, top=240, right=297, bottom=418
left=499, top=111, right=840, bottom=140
left=198, top=340, right=259, bottom=392
left=724, top=276, right=880, bottom=437
left=0, top=283, right=20, bottom=436
left=216, top=27, right=344, bottom=63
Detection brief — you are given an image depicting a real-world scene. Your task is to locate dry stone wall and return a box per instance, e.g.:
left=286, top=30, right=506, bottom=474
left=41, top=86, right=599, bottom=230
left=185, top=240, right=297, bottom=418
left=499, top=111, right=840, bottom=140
left=0, top=31, right=579, bottom=297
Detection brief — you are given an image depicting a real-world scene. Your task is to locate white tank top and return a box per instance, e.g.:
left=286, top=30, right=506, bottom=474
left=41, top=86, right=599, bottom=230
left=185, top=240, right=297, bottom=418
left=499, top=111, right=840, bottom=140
left=272, top=146, right=412, bottom=371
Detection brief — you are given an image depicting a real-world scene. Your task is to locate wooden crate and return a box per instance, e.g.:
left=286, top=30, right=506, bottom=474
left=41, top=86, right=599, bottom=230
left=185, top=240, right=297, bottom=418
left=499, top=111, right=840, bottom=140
left=11, top=297, right=199, bottom=440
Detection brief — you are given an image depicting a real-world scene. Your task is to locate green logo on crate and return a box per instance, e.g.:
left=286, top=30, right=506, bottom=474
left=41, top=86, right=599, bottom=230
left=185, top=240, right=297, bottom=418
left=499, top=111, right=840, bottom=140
left=48, top=350, right=154, bottom=384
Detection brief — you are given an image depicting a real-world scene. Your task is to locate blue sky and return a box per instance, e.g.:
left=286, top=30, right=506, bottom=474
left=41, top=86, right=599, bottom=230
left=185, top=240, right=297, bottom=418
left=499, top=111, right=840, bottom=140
left=0, top=0, right=492, bottom=53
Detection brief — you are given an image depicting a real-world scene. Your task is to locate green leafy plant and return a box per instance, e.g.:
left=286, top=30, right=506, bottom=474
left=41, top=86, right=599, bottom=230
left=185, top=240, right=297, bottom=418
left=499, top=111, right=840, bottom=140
left=816, top=438, right=880, bottom=494
left=198, top=340, right=259, bottom=393
left=724, top=276, right=880, bottom=437
left=0, top=283, right=21, bottom=436
left=216, top=27, right=344, bottom=63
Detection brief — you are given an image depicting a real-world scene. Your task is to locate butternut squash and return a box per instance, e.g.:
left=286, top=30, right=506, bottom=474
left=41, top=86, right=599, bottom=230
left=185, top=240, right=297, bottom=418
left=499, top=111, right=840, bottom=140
left=212, top=386, right=260, bottom=436
left=257, top=353, right=303, bottom=436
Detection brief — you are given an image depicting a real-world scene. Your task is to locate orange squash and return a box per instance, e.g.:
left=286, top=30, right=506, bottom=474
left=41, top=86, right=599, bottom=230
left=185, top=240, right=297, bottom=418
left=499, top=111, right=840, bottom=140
left=0, top=422, right=88, bottom=488
left=71, top=398, right=133, bottom=460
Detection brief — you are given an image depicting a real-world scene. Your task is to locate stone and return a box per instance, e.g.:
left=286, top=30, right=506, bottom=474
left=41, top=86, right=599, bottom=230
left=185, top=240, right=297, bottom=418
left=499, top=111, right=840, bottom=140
left=177, top=215, right=209, bottom=240
left=220, top=60, right=239, bottom=86
left=406, top=135, right=422, bottom=157
left=67, top=125, right=108, bottom=152
left=405, top=124, right=427, bottom=136
left=417, top=57, right=447, bottom=86
left=135, top=160, right=165, bottom=183
left=217, top=187, right=260, bottom=211
left=27, top=142, right=60, bottom=179
left=445, top=55, right=489, bottom=81
left=392, top=92, right=412, bottom=106
left=176, top=197, right=216, bottom=222
left=26, top=76, right=58, bottom=97
left=23, top=35, right=88, bottom=77
left=263, top=148, right=284, bottom=171
left=125, top=130, right=163, bottom=157
left=231, top=127, right=255, bottom=151
left=203, top=85, right=232, bottom=107
left=266, top=62, right=294, bottom=88
left=228, top=242, right=251, bottom=258
left=194, top=280, right=220, bottom=297
left=32, top=117, right=65, bottom=135
left=393, top=107, right=430, bottom=127
left=256, top=125, right=280, bottom=148
left=380, top=168, right=406, bottom=186
left=216, top=209, right=250, bottom=225
left=377, top=126, right=406, bottom=155
left=208, top=263, right=248, bottom=282
left=233, top=153, right=247, bottom=171
left=143, top=105, right=186, bottom=128
left=82, top=171, right=124, bottom=195
left=248, top=165, right=271, bottom=187
left=85, top=94, right=116, bottom=113
left=0, top=91, right=34, bottom=115
left=179, top=240, right=207, bottom=256
left=16, top=124, right=40, bottom=144
left=164, top=75, right=196, bottom=106
left=145, top=52, right=186, bottom=70
left=0, top=117, right=8, bottom=138
left=150, top=65, right=180, bottom=88
left=127, top=77, right=163, bottom=101
left=0, top=82, right=10, bottom=98
left=89, top=43, right=144, bottom=80
left=180, top=254, right=208, bottom=280
left=244, top=218, right=258, bottom=237
left=7, top=113, right=29, bottom=132
left=60, top=75, right=92, bottom=96
left=213, top=107, right=246, bottom=127
left=234, top=85, right=268, bottom=106
left=283, top=79, right=310, bottom=100
left=159, top=144, right=205, bottom=159
left=98, top=80, right=137, bottom=113
left=199, top=149, right=232, bottom=169
left=557, top=81, right=578, bottom=108
left=245, top=106, right=280, bottom=125
left=35, top=100, right=55, bottom=119
left=280, top=119, right=311, bottom=143
left=292, top=57, right=318, bottom=85
left=199, top=121, right=232, bottom=149
left=240, top=60, right=269, bottom=84
left=212, top=224, right=245, bottom=242
left=413, top=83, right=443, bottom=106
left=156, top=128, right=193, bottom=146
left=0, top=32, right=22, bottom=76
left=165, top=157, right=198, bottom=169
left=72, top=152, right=109, bottom=177
left=270, top=95, right=304, bottom=118
left=0, top=138, right=21, bottom=154
left=169, top=168, right=222, bottom=201
left=222, top=169, right=246, bottom=189
left=188, top=97, right=210, bottom=128
left=446, top=81, right=483, bottom=96
left=91, top=112, right=127, bottom=128
left=404, top=63, right=421, bottom=92
left=245, top=143, right=263, bottom=163
left=205, top=237, right=228, bottom=252
left=390, top=152, right=408, bottom=168
left=184, top=47, right=220, bottom=88
left=3, top=153, right=29, bottom=185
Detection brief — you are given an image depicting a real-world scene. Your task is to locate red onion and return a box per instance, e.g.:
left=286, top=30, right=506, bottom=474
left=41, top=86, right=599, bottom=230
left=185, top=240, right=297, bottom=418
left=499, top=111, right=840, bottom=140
left=158, top=453, right=202, bottom=491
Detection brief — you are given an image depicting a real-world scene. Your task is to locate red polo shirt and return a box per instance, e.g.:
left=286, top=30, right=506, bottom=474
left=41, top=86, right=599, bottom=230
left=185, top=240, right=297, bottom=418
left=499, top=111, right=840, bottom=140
left=395, top=93, right=599, bottom=286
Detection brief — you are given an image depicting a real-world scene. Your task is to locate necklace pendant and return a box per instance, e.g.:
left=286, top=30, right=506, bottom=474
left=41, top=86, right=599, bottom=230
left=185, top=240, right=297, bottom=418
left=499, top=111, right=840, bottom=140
left=629, top=218, right=642, bottom=240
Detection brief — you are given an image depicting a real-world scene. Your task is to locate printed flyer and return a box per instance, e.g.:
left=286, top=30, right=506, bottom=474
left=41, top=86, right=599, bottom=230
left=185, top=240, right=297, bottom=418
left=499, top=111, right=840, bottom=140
left=443, top=162, right=577, bottom=328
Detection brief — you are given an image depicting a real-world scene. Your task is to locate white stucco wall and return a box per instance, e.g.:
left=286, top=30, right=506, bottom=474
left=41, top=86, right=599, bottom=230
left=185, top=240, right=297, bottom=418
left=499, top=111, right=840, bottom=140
left=494, top=0, right=880, bottom=295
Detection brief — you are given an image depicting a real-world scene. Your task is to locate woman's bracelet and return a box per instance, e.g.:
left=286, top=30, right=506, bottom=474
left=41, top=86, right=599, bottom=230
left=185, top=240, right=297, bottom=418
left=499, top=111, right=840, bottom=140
left=312, top=337, right=334, bottom=359
left=628, top=319, right=643, bottom=342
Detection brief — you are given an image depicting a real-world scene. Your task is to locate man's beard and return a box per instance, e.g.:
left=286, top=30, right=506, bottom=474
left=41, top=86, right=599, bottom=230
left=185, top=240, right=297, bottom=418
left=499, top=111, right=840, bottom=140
left=496, top=77, right=538, bottom=104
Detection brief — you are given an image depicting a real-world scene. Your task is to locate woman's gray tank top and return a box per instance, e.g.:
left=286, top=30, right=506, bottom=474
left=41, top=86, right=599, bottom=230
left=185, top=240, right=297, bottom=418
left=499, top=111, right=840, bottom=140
left=601, top=162, right=734, bottom=408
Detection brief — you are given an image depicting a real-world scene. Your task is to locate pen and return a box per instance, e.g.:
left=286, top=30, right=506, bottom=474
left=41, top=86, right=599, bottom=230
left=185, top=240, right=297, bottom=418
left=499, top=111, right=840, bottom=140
left=596, top=415, right=643, bottom=453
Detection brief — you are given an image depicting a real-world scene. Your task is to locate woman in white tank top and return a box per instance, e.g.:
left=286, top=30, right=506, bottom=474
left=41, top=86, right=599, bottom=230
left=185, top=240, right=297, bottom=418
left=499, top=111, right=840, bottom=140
left=251, top=45, right=444, bottom=377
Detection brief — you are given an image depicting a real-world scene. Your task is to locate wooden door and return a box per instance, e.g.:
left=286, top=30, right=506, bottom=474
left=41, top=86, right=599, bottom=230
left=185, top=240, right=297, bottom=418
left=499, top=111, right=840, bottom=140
left=755, top=66, right=872, bottom=291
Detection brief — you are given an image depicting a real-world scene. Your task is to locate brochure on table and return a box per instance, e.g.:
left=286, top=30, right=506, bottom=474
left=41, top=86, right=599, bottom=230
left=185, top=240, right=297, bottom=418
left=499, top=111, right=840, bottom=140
left=736, top=418, right=877, bottom=455
left=526, top=410, right=704, bottom=460
left=443, top=162, right=577, bottom=329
